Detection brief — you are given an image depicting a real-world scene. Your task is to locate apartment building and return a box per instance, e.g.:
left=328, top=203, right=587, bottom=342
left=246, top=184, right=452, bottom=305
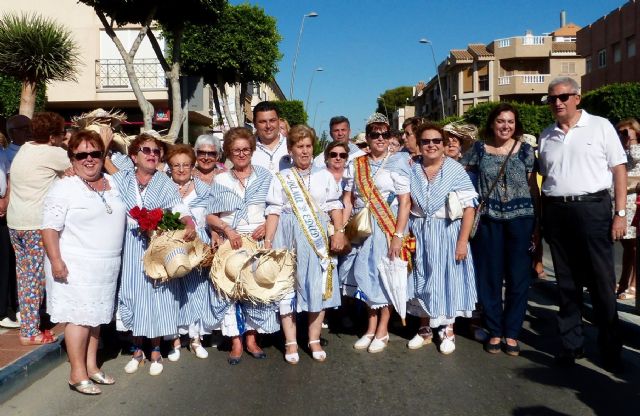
left=577, top=0, right=640, bottom=92
left=414, top=13, right=585, bottom=119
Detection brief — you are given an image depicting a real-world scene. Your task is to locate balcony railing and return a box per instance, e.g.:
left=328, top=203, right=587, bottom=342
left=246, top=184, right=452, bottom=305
left=498, top=74, right=549, bottom=85
left=496, top=36, right=546, bottom=47
left=95, top=59, right=166, bottom=90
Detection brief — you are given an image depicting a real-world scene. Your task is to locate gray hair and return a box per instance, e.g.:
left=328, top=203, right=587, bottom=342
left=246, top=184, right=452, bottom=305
left=194, top=134, right=221, bottom=152
left=548, top=77, right=581, bottom=94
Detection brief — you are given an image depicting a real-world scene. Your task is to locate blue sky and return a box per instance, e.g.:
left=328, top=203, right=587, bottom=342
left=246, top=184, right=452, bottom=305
left=234, top=0, right=625, bottom=135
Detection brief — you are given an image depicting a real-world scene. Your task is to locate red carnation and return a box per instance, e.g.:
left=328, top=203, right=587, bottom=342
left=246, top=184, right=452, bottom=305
left=129, top=206, right=142, bottom=220
left=149, top=208, right=164, bottom=223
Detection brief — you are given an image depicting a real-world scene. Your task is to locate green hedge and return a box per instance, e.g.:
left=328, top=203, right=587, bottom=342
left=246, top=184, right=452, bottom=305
left=272, top=100, right=307, bottom=126
left=580, top=82, right=640, bottom=125
left=463, top=101, right=553, bottom=138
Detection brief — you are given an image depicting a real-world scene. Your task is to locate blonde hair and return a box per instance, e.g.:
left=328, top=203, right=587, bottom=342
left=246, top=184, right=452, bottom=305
left=617, top=118, right=640, bottom=134
left=287, top=124, right=316, bottom=150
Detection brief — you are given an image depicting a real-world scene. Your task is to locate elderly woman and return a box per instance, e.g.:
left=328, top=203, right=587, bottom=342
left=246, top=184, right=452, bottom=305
left=461, top=103, right=538, bottom=356
left=112, top=133, right=196, bottom=376
left=323, top=141, right=349, bottom=189
left=207, top=127, right=278, bottom=365
left=264, top=125, right=345, bottom=363
left=616, top=118, right=640, bottom=300
left=406, top=123, right=478, bottom=354
left=7, top=112, right=71, bottom=345
left=41, top=130, right=126, bottom=394
left=193, top=134, right=225, bottom=185
left=163, top=144, right=217, bottom=361
left=340, top=113, right=411, bottom=354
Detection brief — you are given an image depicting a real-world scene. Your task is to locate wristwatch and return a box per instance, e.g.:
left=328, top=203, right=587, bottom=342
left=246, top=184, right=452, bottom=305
left=615, top=210, right=627, bottom=217
left=393, top=232, right=404, bottom=239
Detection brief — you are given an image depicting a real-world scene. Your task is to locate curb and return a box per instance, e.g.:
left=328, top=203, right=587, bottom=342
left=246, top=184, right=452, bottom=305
left=0, top=335, right=66, bottom=404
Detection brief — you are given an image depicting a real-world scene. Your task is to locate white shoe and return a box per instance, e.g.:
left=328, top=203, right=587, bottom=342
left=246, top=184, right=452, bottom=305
left=0, top=317, right=19, bottom=329
left=353, top=334, right=374, bottom=350
left=149, top=360, right=163, bottom=376
left=191, top=341, right=208, bottom=359
left=284, top=341, right=299, bottom=365
left=308, top=339, right=326, bottom=362
left=439, top=327, right=456, bottom=355
left=368, top=334, right=389, bottom=353
left=407, top=327, right=433, bottom=350
left=124, top=352, right=145, bottom=374
left=167, top=347, right=181, bottom=362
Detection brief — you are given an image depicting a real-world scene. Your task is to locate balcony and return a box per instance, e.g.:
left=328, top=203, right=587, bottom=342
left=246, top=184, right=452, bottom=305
left=95, top=59, right=166, bottom=91
left=492, top=36, right=552, bottom=59
left=496, top=74, right=550, bottom=95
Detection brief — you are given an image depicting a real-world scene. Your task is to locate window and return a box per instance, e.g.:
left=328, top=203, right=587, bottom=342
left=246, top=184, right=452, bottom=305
left=628, top=35, right=636, bottom=57
left=585, top=56, right=592, bottom=74
left=477, top=64, right=489, bottom=91
left=598, top=49, right=607, bottom=68
left=613, top=42, right=621, bottom=63
left=463, top=67, right=473, bottom=93
left=560, top=62, right=576, bottom=74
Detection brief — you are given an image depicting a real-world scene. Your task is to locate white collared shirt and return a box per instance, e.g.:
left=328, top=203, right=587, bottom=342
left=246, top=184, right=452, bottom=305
left=538, top=110, right=627, bottom=196
left=251, top=134, right=291, bottom=175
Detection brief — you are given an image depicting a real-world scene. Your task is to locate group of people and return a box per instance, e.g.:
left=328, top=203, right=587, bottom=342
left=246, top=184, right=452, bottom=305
left=0, top=76, right=631, bottom=396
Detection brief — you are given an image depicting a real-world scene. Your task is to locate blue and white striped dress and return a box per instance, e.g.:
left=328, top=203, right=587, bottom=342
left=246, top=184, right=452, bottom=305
left=266, top=168, right=342, bottom=313
left=407, top=157, right=478, bottom=327
left=208, top=166, right=280, bottom=335
left=339, top=153, right=410, bottom=308
left=113, top=169, right=190, bottom=338
left=177, top=177, right=218, bottom=338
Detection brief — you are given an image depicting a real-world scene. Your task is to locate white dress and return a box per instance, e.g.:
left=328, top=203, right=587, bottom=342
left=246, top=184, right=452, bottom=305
left=43, top=175, right=126, bottom=326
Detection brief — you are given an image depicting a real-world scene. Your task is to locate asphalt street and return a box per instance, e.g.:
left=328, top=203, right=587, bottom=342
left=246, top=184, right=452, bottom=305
left=1, top=278, right=639, bottom=416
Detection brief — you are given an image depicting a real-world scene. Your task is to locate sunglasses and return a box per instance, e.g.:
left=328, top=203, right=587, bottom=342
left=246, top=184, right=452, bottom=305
left=329, top=151, right=348, bottom=160
left=139, top=146, right=161, bottom=156
left=196, top=150, right=218, bottom=159
left=73, top=150, right=103, bottom=160
left=546, top=93, right=577, bottom=104
left=420, top=138, right=444, bottom=146
left=368, top=132, right=391, bottom=140
left=356, top=143, right=369, bottom=149
left=619, top=129, right=629, bottom=139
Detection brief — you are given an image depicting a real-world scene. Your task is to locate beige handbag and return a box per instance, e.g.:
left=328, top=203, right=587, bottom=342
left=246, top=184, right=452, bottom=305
left=446, top=191, right=463, bottom=221
left=345, top=203, right=372, bottom=244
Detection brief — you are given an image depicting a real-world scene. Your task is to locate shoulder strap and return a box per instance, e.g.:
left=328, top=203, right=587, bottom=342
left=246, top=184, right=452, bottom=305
left=481, top=139, right=518, bottom=201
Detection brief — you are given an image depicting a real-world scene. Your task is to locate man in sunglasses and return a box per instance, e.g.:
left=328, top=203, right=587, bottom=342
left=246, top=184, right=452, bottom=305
left=538, top=76, right=627, bottom=370
left=251, top=101, right=291, bottom=175
left=312, top=116, right=365, bottom=169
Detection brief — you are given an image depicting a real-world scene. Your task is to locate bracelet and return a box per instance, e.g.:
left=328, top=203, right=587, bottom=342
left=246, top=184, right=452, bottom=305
left=264, top=239, right=272, bottom=243
left=393, top=232, right=404, bottom=239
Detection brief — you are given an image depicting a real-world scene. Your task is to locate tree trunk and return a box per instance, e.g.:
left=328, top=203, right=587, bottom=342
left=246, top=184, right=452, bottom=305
left=210, top=83, right=224, bottom=128
left=216, top=74, right=236, bottom=128
left=165, top=27, right=184, bottom=143
left=236, top=80, right=247, bottom=127
left=19, top=81, right=37, bottom=118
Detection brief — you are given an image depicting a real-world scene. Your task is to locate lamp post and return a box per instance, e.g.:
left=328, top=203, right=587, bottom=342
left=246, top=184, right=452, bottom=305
left=419, top=38, right=446, bottom=120
left=312, top=100, right=324, bottom=129
left=305, top=67, right=324, bottom=111
left=377, top=96, right=389, bottom=119
left=289, top=11, right=319, bottom=99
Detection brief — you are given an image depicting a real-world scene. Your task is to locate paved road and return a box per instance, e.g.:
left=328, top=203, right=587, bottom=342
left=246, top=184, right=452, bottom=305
left=1, top=281, right=639, bottom=416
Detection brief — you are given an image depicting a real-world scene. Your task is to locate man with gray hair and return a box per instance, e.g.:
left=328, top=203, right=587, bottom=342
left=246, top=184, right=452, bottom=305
left=538, top=76, right=626, bottom=370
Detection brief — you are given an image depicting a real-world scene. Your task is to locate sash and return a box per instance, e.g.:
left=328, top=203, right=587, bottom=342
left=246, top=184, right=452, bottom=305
left=276, top=170, right=333, bottom=300
left=354, top=156, right=415, bottom=264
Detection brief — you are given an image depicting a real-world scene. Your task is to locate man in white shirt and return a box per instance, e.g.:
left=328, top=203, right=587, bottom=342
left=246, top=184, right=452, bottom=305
left=250, top=101, right=291, bottom=175
left=312, top=116, right=364, bottom=169
left=538, top=76, right=627, bottom=370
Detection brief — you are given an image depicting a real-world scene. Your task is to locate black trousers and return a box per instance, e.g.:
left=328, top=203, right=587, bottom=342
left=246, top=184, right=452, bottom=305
left=0, top=216, right=17, bottom=319
left=543, top=195, right=621, bottom=356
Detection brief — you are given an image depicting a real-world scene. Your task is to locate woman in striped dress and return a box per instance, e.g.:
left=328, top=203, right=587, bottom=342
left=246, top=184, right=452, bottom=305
left=112, top=133, right=196, bottom=376
left=165, top=144, right=216, bottom=360
left=408, top=123, right=478, bottom=355
left=264, top=125, right=346, bottom=363
left=206, top=127, right=279, bottom=365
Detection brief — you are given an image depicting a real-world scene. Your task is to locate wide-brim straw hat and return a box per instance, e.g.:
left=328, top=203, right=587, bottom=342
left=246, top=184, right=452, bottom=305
left=210, top=236, right=259, bottom=299
left=72, top=108, right=130, bottom=153
left=239, top=249, right=296, bottom=304
left=141, top=129, right=174, bottom=145
left=143, top=229, right=211, bottom=282
left=443, top=121, right=478, bottom=142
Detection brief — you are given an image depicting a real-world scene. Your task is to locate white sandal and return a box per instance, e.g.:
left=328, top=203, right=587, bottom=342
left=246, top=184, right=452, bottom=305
left=407, top=326, right=433, bottom=350
left=368, top=334, right=389, bottom=353
left=284, top=341, right=299, bottom=365
left=353, top=333, right=374, bottom=350
left=439, top=326, right=456, bottom=355
left=308, top=339, right=326, bottom=362
left=190, top=339, right=208, bottom=359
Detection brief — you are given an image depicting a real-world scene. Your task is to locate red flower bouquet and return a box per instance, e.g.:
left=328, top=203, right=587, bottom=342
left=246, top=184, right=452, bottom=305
left=129, top=207, right=164, bottom=232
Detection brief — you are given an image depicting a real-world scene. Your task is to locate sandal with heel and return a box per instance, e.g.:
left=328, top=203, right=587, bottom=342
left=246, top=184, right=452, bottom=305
left=68, top=379, right=101, bottom=395
left=284, top=341, right=299, bottom=365
left=89, top=370, right=115, bottom=385
left=308, top=339, right=326, bottom=362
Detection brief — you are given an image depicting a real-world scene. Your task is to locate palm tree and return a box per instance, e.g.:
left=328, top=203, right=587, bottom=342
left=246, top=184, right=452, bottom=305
left=0, top=13, right=79, bottom=118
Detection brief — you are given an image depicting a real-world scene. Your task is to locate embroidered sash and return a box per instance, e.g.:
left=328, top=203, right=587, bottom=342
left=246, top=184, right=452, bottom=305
left=354, top=155, right=415, bottom=263
left=276, top=170, right=333, bottom=300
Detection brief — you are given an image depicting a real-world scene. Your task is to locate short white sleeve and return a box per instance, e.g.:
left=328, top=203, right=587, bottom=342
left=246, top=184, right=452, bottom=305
left=42, top=180, right=71, bottom=231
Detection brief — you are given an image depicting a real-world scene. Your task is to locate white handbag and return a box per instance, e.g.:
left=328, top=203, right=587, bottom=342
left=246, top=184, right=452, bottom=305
left=446, top=191, right=463, bottom=221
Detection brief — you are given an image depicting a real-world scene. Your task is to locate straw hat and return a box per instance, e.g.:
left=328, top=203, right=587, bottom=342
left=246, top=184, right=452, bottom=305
left=141, top=129, right=174, bottom=145
left=72, top=108, right=130, bottom=154
left=366, top=112, right=389, bottom=126
left=143, top=230, right=211, bottom=282
left=210, top=236, right=259, bottom=299
left=520, top=133, right=538, bottom=148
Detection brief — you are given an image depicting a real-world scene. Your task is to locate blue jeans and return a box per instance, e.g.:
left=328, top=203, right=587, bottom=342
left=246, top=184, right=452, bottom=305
left=472, top=216, right=534, bottom=340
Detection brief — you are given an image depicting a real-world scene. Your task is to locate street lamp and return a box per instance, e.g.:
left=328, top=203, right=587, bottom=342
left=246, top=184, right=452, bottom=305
left=377, top=96, right=389, bottom=119
left=289, top=11, right=319, bottom=100
left=419, top=38, right=446, bottom=120
left=312, top=100, right=324, bottom=129
left=305, top=67, right=324, bottom=111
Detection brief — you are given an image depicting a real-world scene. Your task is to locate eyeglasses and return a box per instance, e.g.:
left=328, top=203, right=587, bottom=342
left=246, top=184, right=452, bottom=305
left=73, top=150, right=103, bottom=160
left=170, top=163, right=193, bottom=170
left=196, top=150, right=218, bottom=159
left=546, top=93, right=577, bottom=104
left=420, top=138, right=444, bottom=146
left=356, top=143, right=369, bottom=149
left=619, top=129, right=630, bottom=139
left=369, top=131, right=391, bottom=140
left=329, top=151, right=348, bottom=160
left=231, top=148, right=252, bottom=156
left=139, top=146, right=161, bottom=156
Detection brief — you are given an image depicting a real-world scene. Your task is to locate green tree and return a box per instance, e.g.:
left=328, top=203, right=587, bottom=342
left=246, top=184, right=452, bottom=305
left=0, top=73, right=45, bottom=118
left=313, top=130, right=330, bottom=157
left=376, top=86, right=413, bottom=118
left=463, top=101, right=553, bottom=138
left=180, top=2, right=282, bottom=127
left=0, top=13, right=79, bottom=118
left=79, top=0, right=224, bottom=140
left=272, top=100, right=307, bottom=126
left=580, top=82, right=640, bottom=125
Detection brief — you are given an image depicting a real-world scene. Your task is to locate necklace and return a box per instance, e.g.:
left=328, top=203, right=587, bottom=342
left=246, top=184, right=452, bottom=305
left=256, top=137, right=284, bottom=171
left=81, top=176, right=112, bottom=214
left=293, top=166, right=311, bottom=191
left=178, top=179, right=192, bottom=199
left=231, top=167, right=252, bottom=191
